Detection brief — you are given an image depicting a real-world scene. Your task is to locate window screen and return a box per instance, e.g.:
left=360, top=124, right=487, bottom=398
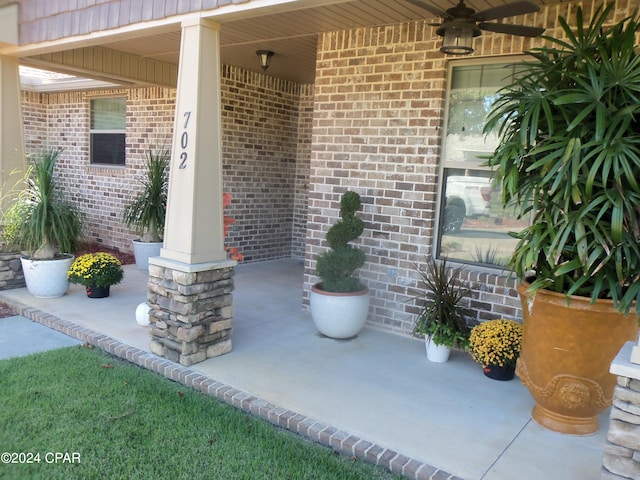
left=90, top=97, right=126, bottom=165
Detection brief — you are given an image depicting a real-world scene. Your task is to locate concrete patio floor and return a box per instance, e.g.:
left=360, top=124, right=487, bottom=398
left=0, top=258, right=609, bottom=480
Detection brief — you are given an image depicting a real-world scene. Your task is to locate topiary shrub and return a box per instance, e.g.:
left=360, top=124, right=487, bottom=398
left=315, top=191, right=366, bottom=293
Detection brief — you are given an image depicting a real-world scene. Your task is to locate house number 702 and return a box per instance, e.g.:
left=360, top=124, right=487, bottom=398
left=179, top=111, right=191, bottom=169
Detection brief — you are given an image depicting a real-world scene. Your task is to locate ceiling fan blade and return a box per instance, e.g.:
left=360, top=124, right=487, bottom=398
left=404, top=0, right=451, bottom=20
left=472, top=1, right=539, bottom=22
left=479, top=22, right=545, bottom=37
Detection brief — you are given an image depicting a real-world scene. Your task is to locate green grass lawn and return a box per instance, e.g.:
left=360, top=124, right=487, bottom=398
left=0, top=346, right=401, bottom=480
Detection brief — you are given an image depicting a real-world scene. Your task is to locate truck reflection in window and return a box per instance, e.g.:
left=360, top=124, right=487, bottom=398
left=442, top=175, right=492, bottom=233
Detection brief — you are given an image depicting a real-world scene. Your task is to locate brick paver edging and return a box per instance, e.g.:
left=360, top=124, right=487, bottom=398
left=4, top=298, right=463, bottom=480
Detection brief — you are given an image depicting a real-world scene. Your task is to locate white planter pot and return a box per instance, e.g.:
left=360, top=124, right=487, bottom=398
left=425, top=335, right=451, bottom=363
left=132, top=240, right=162, bottom=271
left=310, top=283, right=370, bottom=339
left=21, top=255, right=74, bottom=298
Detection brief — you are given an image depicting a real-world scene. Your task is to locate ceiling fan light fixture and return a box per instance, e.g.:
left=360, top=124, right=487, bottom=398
left=438, top=23, right=479, bottom=55
left=412, top=0, right=543, bottom=55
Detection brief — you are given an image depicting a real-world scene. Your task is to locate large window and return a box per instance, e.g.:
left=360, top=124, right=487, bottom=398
left=436, top=59, right=528, bottom=268
left=90, top=97, right=126, bottom=165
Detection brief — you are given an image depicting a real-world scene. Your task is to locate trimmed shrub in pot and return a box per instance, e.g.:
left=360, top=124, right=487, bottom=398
left=484, top=4, right=639, bottom=434
left=310, top=191, right=370, bottom=339
left=122, top=146, right=169, bottom=270
left=8, top=148, right=84, bottom=297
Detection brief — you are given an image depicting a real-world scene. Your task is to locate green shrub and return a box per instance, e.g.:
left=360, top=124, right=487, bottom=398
left=316, top=191, right=366, bottom=292
left=1, top=201, right=26, bottom=252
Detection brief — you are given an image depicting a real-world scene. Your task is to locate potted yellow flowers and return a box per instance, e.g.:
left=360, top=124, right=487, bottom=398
left=469, top=319, right=523, bottom=381
left=67, top=252, right=124, bottom=298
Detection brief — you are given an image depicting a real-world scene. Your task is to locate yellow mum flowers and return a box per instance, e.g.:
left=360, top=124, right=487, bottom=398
left=67, top=252, right=124, bottom=288
left=469, top=319, right=523, bottom=368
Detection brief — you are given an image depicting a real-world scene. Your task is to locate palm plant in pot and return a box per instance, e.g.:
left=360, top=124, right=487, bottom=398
left=484, top=4, right=640, bottom=434
left=122, top=146, right=169, bottom=271
left=8, top=148, right=84, bottom=298
left=412, top=256, right=472, bottom=363
left=310, top=191, right=370, bottom=339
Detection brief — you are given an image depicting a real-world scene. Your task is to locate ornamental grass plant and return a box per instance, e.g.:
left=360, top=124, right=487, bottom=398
left=469, top=319, right=523, bottom=368
left=67, top=252, right=124, bottom=288
left=122, top=146, right=169, bottom=243
left=412, top=257, right=473, bottom=349
left=6, top=148, right=84, bottom=259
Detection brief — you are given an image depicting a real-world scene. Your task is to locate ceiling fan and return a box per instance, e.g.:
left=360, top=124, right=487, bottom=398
left=406, top=0, right=545, bottom=55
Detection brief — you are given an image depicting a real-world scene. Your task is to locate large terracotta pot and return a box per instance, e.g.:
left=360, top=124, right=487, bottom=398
left=516, top=283, right=638, bottom=435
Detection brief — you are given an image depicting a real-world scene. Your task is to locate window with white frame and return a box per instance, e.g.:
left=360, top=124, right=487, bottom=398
left=436, top=59, right=529, bottom=268
left=90, top=97, right=126, bottom=165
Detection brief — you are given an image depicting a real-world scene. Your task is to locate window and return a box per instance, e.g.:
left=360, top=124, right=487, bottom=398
left=90, top=97, right=126, bottom=165
left=436, top=59, right=529, bottom=268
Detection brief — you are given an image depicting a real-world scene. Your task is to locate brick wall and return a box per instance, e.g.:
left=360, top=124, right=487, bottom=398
left=303, top=19, right=447, bottom=334
left=21, top=91, right=47, bottom=151
left=302, top=0, right=638, bottom=334
left=21, top=66, right=310, bottom=261
left=21, top=87, right=175, bottom=253
left=220, top=66, right=311, bottom=262
left=293, top=87, right=314, bottom=259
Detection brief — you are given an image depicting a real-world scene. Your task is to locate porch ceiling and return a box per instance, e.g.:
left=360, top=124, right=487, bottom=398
left=20, top=0, right=550, bottom=86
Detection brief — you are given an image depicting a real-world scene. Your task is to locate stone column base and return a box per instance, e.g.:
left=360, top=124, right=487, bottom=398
left=147, top=257, right=235, bottom=366
left=604, top=342, right=640, bottom=479
left=0, top=252, right=25, bottom=290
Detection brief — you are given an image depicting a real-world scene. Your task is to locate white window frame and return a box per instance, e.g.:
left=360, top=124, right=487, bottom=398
left=434, top=56, right=527, bottom=269
left=89, top=96, right=126, bottom=166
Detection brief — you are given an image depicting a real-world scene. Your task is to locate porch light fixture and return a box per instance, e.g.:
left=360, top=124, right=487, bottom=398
left=436, top=21, right=480, bottom=55
left=256, top=50, right=274, bottom=70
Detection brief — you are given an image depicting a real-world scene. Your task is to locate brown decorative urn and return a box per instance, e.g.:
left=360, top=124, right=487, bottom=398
left=516, top=283, right=638, bottom=435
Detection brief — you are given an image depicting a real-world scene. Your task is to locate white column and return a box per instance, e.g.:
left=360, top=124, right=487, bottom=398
left=0, top=55, right=25, bottom=211
left=161, top=18, right=226, bottom=265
